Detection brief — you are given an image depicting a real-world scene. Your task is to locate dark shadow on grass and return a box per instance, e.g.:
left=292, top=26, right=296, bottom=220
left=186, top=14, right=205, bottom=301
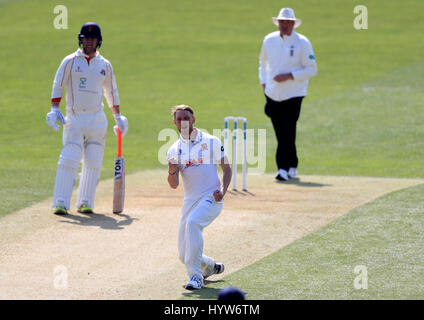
left=275, top=177, right=331, bottom=188
left=181, top=280, right=226, bottom=300
left=58, top=212, right=136, bottom=230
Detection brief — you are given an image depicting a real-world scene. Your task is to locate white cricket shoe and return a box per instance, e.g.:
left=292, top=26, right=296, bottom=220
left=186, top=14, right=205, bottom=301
left=214, top=263, right=225, bottom=275
left=288, top=167, right=298, bottom=179
left=185, top=275, right=204, bottom=290
left=276, top=169, right=289, bottom=181
left=204, top=263, right=225, bottom=279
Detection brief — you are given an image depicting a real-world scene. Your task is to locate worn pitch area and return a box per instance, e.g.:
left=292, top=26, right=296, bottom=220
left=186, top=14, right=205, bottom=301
left=0, top=170, right=421, bottom=299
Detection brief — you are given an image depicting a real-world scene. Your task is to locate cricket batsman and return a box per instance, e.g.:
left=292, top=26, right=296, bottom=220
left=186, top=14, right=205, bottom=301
left=167, top=105, right=232, bottom=290
left=46, top=22, right=128, bottom=215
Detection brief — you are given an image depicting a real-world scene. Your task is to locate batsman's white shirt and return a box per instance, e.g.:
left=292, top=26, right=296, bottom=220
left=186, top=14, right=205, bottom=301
left=51, top=49, right=119, bottom=210
left=167, top=129, right=225, bottom=202
left=259, top=30, right=318, bottom=102
left=51, top=49, right=120, bottom=113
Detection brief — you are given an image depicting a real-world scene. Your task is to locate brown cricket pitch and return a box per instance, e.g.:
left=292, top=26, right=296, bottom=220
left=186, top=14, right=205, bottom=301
left=0, top=170, right=421, bottom=299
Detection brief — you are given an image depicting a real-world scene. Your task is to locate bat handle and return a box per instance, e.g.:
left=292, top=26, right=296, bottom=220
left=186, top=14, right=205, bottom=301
left=117, top=127, right=122, bottom=157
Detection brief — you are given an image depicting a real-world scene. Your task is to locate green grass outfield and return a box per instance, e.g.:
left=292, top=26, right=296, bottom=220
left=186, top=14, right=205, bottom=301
left=183, top=183, right=424, bottom=300
left=0, top=0, right=423, bottom=299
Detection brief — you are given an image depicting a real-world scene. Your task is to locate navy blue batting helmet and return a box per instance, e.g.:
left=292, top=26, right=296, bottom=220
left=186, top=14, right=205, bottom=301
left=217, top=287, right=246, bottom=300
left=78, top=22, right=102, bottom=48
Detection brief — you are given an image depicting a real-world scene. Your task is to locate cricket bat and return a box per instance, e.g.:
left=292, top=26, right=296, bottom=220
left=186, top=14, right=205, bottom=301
left=113, top=127, right=125, bottom=214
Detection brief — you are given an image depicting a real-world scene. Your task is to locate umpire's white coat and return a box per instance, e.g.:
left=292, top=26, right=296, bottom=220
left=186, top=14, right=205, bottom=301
left=259, top=30, right=318, bottom=102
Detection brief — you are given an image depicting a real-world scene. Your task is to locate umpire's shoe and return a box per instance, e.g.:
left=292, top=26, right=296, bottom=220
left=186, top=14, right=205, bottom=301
left=288, top=167, right=298, bottom=179
left=275, top=169, right=289, bottom=181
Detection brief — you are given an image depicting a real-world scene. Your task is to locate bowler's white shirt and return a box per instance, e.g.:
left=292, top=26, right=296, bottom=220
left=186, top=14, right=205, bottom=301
left=51, top=49, right=120, bottom=113
left=259, top=31, right=317, bottom=102
left=167, top=129, right=225, bottom=202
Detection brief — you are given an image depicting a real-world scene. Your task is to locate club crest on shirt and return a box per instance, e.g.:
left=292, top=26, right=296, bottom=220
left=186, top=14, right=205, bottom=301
left=75, top=66, right=83, bottom=73
left=100, top=69, right=106, bottom=76
left=201, top=143, right=208, bottom=151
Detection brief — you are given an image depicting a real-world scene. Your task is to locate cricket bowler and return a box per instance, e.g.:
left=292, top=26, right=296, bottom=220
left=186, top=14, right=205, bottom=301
left=167, top=105, right=232, bottom=290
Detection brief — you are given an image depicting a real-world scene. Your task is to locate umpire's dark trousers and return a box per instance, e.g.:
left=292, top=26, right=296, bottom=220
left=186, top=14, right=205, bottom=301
left=264, top=95, right=304, bottom=171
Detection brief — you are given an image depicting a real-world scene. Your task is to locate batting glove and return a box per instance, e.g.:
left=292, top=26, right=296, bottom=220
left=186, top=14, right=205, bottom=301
left=113, top=114, right=128, bottom=136
left=46, top=107, right=66, bottom=131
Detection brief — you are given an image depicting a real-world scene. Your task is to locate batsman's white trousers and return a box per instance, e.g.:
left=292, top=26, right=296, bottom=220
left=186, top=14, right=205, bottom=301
left=178, top=193, right=223, bottom=280
left=52, top=110, right=107, bottom=209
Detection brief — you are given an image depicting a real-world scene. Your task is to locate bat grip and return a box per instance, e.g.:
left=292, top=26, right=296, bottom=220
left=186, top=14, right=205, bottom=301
left=117, top=127, right=122, bottom=157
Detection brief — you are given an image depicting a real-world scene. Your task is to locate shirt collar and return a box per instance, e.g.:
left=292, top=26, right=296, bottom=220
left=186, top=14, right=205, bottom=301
left=76, top=48, right=99, bottom=59
left=180, top=128, right=202, bottom=145
left=280, top=31, right=297, bottom=41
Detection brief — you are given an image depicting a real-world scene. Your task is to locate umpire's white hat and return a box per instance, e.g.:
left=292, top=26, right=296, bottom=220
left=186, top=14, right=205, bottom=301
left=272, top=8, right=302, bottom=28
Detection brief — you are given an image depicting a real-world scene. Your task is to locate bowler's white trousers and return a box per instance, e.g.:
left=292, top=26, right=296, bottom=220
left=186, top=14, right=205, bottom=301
left=178, top=193, right=223, bottom=280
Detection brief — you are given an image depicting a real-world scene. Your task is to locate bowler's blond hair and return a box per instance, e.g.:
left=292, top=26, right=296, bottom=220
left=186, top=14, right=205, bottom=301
left=171, top=105, right=194, bottom=119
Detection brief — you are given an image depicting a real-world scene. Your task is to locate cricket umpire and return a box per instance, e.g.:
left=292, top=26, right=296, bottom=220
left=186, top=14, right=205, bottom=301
left=167, top=105, right=232, bottom=290
left=46, top=22, right=128, bottom=215
left=259, top=8, right=317, bottom=181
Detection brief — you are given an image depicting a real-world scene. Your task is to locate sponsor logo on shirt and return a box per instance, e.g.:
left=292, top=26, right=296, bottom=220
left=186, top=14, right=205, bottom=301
left=100, top=69, right=106, bottom=76
left=309, top=54, right=315, bottom=60
left=201, top=143, right=208, bottom=151
left=75, top=66, right=83, bottom=73
left=79, top=77, right=87, bottom=89
left=185, top=157, right=203, bottom=168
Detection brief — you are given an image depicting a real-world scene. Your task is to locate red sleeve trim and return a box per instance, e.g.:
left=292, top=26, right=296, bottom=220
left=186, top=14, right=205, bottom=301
left=60, top=59, right=72, bottom=86
left=51, top=97, right=62, bottom=103
left=113, top=105, right=120, bottom=108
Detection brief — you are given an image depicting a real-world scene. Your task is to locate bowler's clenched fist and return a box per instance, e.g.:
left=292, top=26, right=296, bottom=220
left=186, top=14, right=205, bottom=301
left=213, top=189, right=224, bottom=202
left=168, top=157, right=179, bottom=174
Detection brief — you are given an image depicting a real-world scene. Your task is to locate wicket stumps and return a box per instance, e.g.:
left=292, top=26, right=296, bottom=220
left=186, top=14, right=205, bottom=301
left=224, top=116, right=247, bottom=191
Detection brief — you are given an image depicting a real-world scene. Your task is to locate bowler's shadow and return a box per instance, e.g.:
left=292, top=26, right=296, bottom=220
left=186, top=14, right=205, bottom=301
left=276, top=177, right=331, bottom=188
left=227, top=190, right=256, bottom=196
left=181, top=280, right=225, bottom=300
left=59, top=212, right=136, bottom=230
